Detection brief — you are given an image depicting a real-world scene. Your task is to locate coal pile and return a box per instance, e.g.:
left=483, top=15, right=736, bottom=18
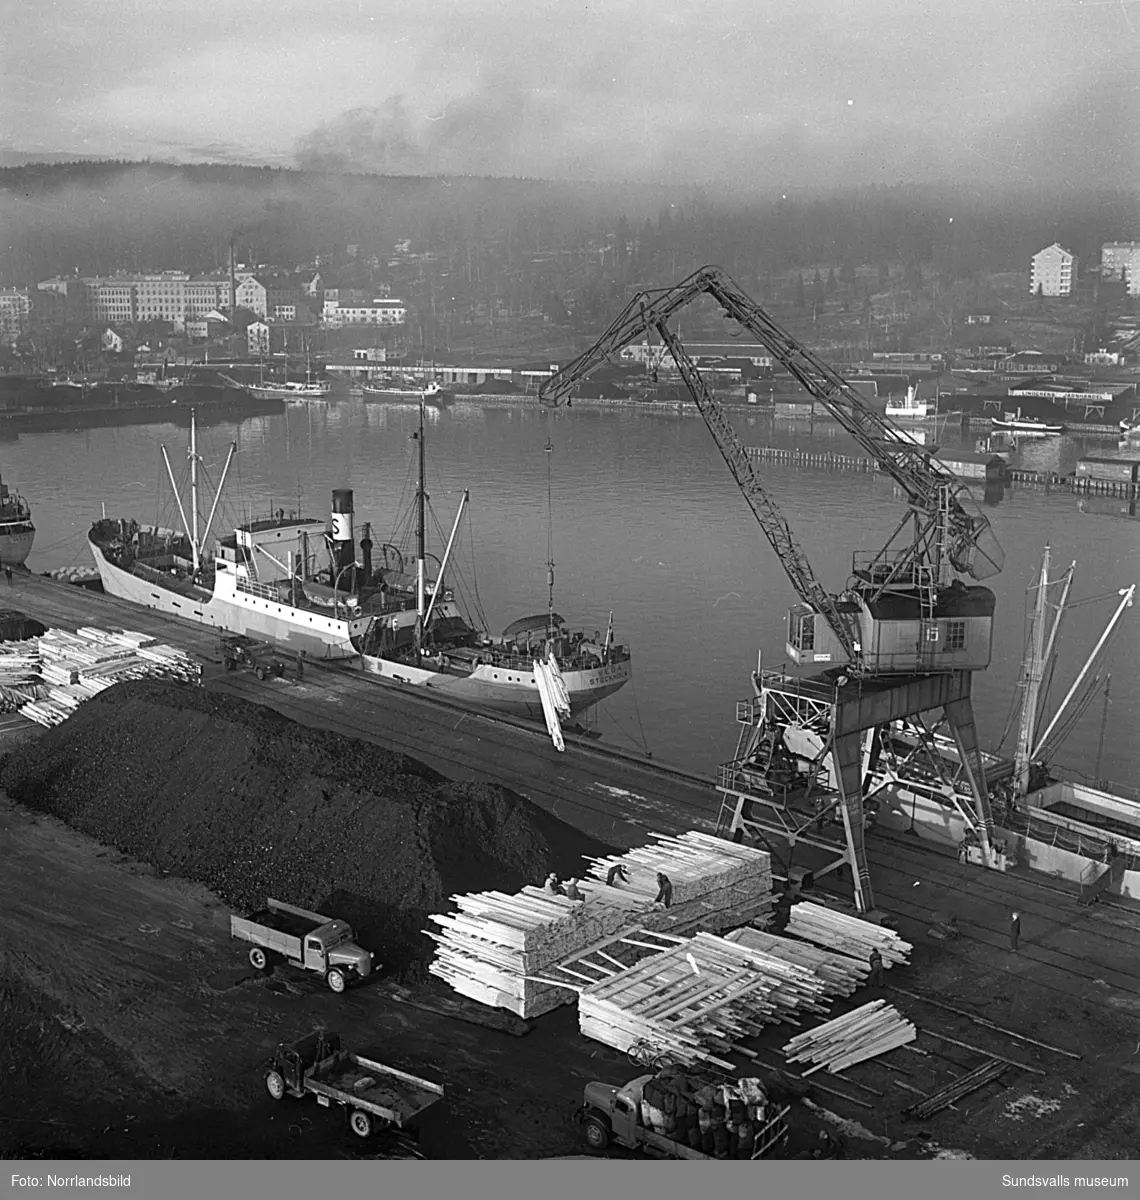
left=0, top=679, right=615, bottom=977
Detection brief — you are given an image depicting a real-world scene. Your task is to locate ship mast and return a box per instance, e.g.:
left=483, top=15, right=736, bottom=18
left=189, top=409, right=200, bottom=572
left=1013, top=545, right=1050, bottom=796
left=414, top=397, right=426, bottom=657
left=545, top=436, right=555, bottom=640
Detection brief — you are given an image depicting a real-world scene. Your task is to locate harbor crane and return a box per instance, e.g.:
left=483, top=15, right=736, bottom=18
left=539, top=266, right=1007, bottom=912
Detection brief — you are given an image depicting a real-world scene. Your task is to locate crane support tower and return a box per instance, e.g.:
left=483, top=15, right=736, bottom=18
left=539, top=266, right=1006, bottom=911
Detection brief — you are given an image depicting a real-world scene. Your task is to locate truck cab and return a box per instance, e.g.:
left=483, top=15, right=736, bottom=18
left=579, top=1076, right=650, bottom=1151
left=270, top=1030, right=343, bottom=1098
left=304, top=921, right=373, bottom=982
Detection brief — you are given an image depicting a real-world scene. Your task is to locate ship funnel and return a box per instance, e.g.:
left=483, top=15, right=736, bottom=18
left=331, top=489, right=355, bottom=575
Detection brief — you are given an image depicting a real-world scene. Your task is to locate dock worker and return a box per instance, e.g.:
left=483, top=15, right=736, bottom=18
left=544, top=873, right=564, bottom=897
left=606, top=864, right=629, bottom=888
left=3, top=565, right=11, bottom=586
left=867, top=948, right=884, bottom=989
left=1009, top=911, right=1021, bottom=952
left=654, top=872, right=673, bottom=909
left=564, top=878, right=584, bottom=902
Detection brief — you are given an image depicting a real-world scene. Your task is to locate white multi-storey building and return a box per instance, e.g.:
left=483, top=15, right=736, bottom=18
left=0, top=289, right=31, bottom=344
left=327, top=299, right=407, bottom=326
left=1030, top=243, right=1075, bottom=296
left=1101, top=242, right=1140, bottom=281
left=1126, top=248, right=1140, bottom=298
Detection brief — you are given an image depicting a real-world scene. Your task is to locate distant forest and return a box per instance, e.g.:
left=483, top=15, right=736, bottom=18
left=2, top=160, right=1138, bottom=293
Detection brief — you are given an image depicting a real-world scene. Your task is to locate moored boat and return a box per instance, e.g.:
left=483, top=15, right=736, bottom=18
left=884, top=385, right=932, bottom=421
left=0, top=472, right=35, bottom=566
left=88, top=406, right=631, bottom=723
left=991, top=410, right=1063, bottom=436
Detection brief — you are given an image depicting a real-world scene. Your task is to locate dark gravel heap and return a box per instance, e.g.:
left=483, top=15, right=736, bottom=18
left=0, top=679, right=614, bottom=977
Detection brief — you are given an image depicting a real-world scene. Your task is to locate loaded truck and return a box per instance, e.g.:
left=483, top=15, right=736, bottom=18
left=575, top=1072, right=790, bottom=1161
left=265, top=1030, right=444, bottom=1140
left=220, top=634, right=303, bottom=682
left=230, top=897, right=375, bottom=992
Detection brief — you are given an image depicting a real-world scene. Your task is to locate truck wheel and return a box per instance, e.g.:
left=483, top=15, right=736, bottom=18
left=583, top=1117, right=610, bottom=1151
left=265, top=1071, right=286, bottom=1101
left=255, top=665, right=267, bottom=681
left=326, top=968, right=347, bottom=994
left=349, top=1110, right=373, bottom=1139
left=249, top=947, right=269, bottom=971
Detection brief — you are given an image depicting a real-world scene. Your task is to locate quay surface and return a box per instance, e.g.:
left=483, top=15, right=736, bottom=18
left=6, top=570, right=1140, bottom=1159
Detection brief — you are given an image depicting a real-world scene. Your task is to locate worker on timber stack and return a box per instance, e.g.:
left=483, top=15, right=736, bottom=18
left=564, top=878, right=584, bottom=902
left=606, top=863, right=629, bottom=888
left=867, top=947, right=884, bottom=990
left=544, top=873, right=564, bottom=896
left=654, top=872, right=673, bottom=909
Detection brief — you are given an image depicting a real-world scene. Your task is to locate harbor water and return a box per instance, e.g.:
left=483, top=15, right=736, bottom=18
left=15, top=398, right=1140, bottom=787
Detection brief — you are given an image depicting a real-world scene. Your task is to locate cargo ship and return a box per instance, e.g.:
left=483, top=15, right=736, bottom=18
left=88, top=408, right=632, bottom=721
left=0, top=472, right=35, bottom=566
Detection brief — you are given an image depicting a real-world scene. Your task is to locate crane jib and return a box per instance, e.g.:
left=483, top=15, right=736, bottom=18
left=537, top=265, right=1004, bottom=674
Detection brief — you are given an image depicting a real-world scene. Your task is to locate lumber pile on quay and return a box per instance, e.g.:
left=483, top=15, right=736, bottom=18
left=724, top=926, right=869, bottom=996
left=782, top=1000, right=916, bottom=1074
left=426, top=833, right=773, bottom=1018
left=7, top=626, right=200, bottom=727
left=575, top=930, right=836, bottom=1068
left=784, top=900, right=913, bottom=967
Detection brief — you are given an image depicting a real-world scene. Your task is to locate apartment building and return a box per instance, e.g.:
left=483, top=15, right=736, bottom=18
left=1030, top=243, right=1075, bottom=296
left=0, top=289, right=31, bottom=344
left=326, top=299, right=406, bottom=327
left=1101, top=242, right=1140, bottom=281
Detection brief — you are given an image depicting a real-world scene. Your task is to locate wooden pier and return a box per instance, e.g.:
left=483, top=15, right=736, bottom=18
left=743, top=446, right=1140, bottom=499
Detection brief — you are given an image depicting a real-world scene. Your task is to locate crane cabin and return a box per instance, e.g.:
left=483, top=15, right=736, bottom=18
left=786, top=581, right=996, bottom=675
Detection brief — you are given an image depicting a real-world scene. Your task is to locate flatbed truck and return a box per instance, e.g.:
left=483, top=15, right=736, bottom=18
left=575, top=1074, right=790, bottom=1160
left=265, top=1030, right=444, bottom=1140
left=230, top=896, right=375, bottom=992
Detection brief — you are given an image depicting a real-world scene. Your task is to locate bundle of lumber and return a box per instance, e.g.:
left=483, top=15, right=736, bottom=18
left=0, top=646, right=41, bottom=686
left=576, top=930, right=835, bottom=1067
left=783, top=901, right=912, bottom=967
left=17, top=625, right=200, bottom=727
left=724, top=927, right=868, bottom=997
left=782, top=999, right=916, bottom=1074
left=426, top=832, right=775, bottom=1019
left=584, top=831, right=774, bottom=934
left=426, top=886, right=643, bottom=1017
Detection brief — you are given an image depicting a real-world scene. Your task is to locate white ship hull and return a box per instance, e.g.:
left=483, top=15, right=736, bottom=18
left=88, top=540, right=369, bottom=659
left=358, top=650, right=632, bottom=719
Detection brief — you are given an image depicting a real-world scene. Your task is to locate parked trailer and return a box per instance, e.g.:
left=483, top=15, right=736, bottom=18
left=575, top=1074, right=790, bottom=1160
left=230, top=896, right=375, bottom=992
left=265, top=1031, right=445, bottom=1140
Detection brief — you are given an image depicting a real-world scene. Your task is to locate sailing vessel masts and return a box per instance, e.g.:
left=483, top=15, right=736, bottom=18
left=1014, top=546, right=1051, bottom=796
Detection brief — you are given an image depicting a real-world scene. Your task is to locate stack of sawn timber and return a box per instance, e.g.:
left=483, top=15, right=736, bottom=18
left=784, top=900, right=912, bottom=967
left=584, top=832, right=774, bottom=935
left=782, top=999, right=916, bottom=1074
left=576, top=930, right=836, bottom=1068
left=427, top=886, right=642, bottom=1017
left=18, top=626, right=199, bottom=727
left=724, top=926, right=869, bottom=996
left=426, top=832, right=774, bottom=1019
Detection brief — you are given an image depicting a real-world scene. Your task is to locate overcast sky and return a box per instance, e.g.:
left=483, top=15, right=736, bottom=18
left=3, top=0, right=1137, bottom=186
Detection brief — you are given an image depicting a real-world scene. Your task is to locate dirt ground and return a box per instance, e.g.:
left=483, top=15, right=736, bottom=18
left=4, top=788, right=1140, bottom=1162
left=2, top=693, right=1140, bottom=1160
